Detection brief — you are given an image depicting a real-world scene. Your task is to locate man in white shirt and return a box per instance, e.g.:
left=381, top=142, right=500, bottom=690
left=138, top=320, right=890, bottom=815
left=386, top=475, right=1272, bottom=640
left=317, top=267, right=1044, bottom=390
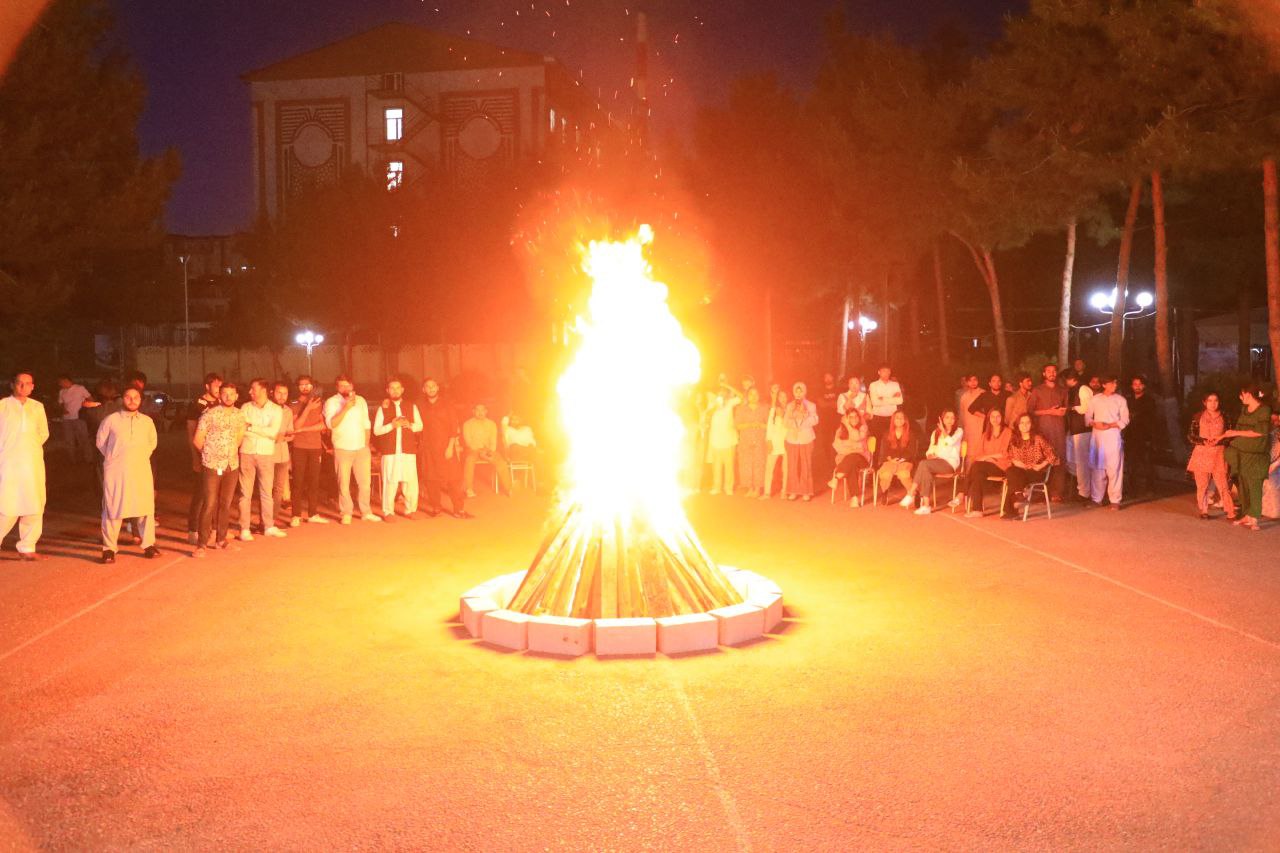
left=867, top=364, right=903, bottom=441
left=836, top=376, right=867, bottom=417
left=237, top=378, right=287, bottom=540
left=96, top=386, right=159, bottom=563
left=706, top=385, right=741, bottom=495
left=0, top=372, right=49, bottom=560
left=324, top=374, right=378, bottom=524
left=1064, top=369, right=1094, bottom=501
left=1084, top=375, right=1129, bottom=510
left=372, top=377, right=423, bottom=518
left=56, top=374, right=92, bottom=463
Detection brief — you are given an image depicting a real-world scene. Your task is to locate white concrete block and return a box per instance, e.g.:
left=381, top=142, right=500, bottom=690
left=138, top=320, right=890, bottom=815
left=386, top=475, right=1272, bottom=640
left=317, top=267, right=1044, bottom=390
left=496, top=571, right=528, bottom=608
left=527, top=615, right=592, bottom=657
left=750, top=591, right=784, bottom=633
left=710, top=603, right=765, bottom=646
left=481, top=609, right=529, bottom=651
left=460, top=596, right=498, bottom=638
left=656, top=613, right=720, bottom=655
left=594, top=617, right=657, bottom=656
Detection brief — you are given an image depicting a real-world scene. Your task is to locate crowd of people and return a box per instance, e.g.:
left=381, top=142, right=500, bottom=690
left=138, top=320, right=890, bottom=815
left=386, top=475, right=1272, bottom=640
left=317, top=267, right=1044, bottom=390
left=1, top=358, right=1278, bottom=563
left=0, top=370, right=538, bottom=562
left=693, top=362, right=1280, bottom=529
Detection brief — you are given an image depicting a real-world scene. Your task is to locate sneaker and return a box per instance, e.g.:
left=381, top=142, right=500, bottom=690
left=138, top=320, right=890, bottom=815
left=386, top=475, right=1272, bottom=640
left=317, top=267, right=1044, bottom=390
left=341, top=515, right=352, bottom=525
left=849, top=497, right=861, bottom=508
left=398, top=511, right=418, bottom=520
left=308, top=515, right=330, bottom=524
left=948, top=496, right=963, bottom=509
left=465, top=489, right=478, bottom=498
left=290, top=517, right=301, bottom=528
left=708, top=489, right=721, bottom=496
left=802, top=495, right=812, bottom=502
left=914, top=504, right=932, bottom=516
left=263, top=527, right=287, bottom=538
left=101, top=550, right=116, bottom=564
left=239, top=529, right=254, bottom=542
left=964, top=510, right=983, bottom=518
left=759, top=494, right=770, bottom=501
left=452, top=510, right=475, bottom=519
left=362, top=514, right=382, bottom=523
left=827, top=478, right=839, bottom=490
left=192, top=547, right=207, bottom=559
left=898, top=495, right=914, bottom=508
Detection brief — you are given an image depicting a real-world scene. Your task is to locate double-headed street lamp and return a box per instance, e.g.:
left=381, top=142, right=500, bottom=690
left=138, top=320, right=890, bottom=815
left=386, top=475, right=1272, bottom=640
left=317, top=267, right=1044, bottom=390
left=1089, top=287, right=1153, bottom=314
left=178, top=254, right=191, bottom=400
left=295, top=329, right=324, bottom=376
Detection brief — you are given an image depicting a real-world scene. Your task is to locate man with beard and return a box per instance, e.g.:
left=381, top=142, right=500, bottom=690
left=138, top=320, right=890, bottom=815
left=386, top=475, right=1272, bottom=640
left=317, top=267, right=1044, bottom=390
left=373, top=376, right=423, bottom=519
left=289, top=375, right=328, bottom=526
left=185, top=372, right=222, bottom=544
left=324, top=375, right=378, bottom=525
left=0, top=371, right=49, bottom=560
left=192, top=382, right=247, bottom=557
left=418, top=378, right=470, bottom=519
left=1028, top=363, right=1068, bottom=500
left=96, top=386, right=159, bottom=563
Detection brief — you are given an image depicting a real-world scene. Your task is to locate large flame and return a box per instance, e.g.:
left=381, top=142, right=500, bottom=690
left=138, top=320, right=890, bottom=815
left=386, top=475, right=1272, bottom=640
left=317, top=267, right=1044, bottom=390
left=507, top=225, right=743, bottom=619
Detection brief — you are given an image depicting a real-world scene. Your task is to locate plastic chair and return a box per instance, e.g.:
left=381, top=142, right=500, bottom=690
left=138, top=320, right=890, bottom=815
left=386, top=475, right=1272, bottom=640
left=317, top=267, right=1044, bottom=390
left=830, top=437, right=875, bottom=507
left=1000, top=464, right=1054, bottom=521
left=509, top=460, right=536, bottom=492
left=471, top=459, right=499, bottom=494
left=931, top=440, right=967, bottom=508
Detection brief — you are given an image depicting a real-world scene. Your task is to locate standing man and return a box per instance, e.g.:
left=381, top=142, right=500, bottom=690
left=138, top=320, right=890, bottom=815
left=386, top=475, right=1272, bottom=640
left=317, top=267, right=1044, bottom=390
left=1004, top=373, right=1034, bottom=427
left=125, top=371, right=164, bottom=422
left=289, top=375, right=328, bottom=526
left=237, top=378, right=287, bottom=540
left=373, top=376, right=423, bottom=519
left=269, top=381, right=295, bottom=530
left=56, top=374, right=93, bottom=463
left=419, top=378, right=470, bottom=518
left=1124, top=375, right=1158, bottom=496
left=1063, top=370, right=1093, bottom=501
left=815, top=372, right=840, bottom=480
left=324, top=375, right=378, bottom=524
left=185, top=372, right=222, bottom=545
left=867, top=364, right=903, bottom=442
left=734, top=386, right=769, bottom=498
left=193, top=382, right=246, bottom=556
left=0, top=372, right=49, bottom=560
left=96, top=386, right=159, bottom=563
left=1028, top=364, right=1068, bottom=500
left=958, top=374, right=984, bottom=470
left=1085, top=375, right=1129, bottom=510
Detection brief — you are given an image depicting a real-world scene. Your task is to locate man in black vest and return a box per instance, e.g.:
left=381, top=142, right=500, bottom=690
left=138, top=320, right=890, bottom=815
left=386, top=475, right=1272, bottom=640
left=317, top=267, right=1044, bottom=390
left=418, top=377, right=471, bottom=519
left=373, top=377, right=423, bottom=520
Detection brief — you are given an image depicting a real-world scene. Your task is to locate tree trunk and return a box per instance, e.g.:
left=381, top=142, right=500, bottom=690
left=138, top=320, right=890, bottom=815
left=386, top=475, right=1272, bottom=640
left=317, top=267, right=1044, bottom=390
left=908, top=290, right=922, bottom=358
left=980, top=248, right=1012, bottom=378
left=932, top=240, right=951, bottom=367
left=764, top=285, right=774, bottom=383
left=839, top=291, right=851, bottom=378
left=1058, top=218, right=1077, bottom=370
left=1238, top=278, right=1252, bottom=374
left=882, top=269, right=891, bottom=362
left=1109, top=177, right=1144, bottom=376
left=1264, top=157, right=1280, bottom=386
left=1151, top=171, right=1175, bottom=397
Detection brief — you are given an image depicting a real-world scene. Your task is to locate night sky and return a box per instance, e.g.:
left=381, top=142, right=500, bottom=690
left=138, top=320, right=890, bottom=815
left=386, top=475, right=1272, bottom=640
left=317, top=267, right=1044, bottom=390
left=113, top=0, right=1023, bottom=235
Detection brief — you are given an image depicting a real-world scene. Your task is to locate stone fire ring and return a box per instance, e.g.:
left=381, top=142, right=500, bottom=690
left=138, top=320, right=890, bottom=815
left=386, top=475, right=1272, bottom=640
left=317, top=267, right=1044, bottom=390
left=458, top=567, right=784, bottom=658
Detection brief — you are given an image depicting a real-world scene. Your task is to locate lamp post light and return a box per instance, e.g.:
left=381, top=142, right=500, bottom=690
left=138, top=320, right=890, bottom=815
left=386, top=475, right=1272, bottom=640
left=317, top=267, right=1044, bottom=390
left=848, top=314, right=878, bottom=366
left=295, top=330, right=324, bottom=376
left=179, top=254, right=190, bottom=400
left=1089, top=287, right=1153, bottom=370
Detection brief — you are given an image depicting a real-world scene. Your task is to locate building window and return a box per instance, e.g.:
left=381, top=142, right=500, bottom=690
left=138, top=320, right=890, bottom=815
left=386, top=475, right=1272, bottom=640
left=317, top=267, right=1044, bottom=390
left=385, top=107, right=403, bottom=142
left=548, top=107, right=556, bottom=133
left=386, top=160, right=404, bottom=191
left=380, top=72, right=403, bottom=93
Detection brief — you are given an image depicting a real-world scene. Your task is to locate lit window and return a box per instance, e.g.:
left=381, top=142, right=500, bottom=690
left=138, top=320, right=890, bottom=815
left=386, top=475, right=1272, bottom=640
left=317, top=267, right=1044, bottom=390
left=390, top=224, right=400, bottom=238
left=549, top=107, right=556, bottom=133
left=386, top=160, right=404, bottom=190
left=385, top=107, right=403, bottom=142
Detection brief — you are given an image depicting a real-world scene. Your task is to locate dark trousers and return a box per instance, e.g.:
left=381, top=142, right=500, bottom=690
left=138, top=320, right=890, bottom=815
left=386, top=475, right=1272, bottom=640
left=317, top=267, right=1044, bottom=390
left=291, top=447, right=322, bottom=518
left=420, top=454, right=465, bottom=513
left=187, top=468, right=205, bottom=533
left=1001, top=466, right=1039, bottom=516
left=869, top=415, right=893, bottom=443
left=1125, top=439, right=1155, bottom=495
left=833, top=454, right=870, bottom=479
left=964, top=461, right=1006, bottom=512
left=198, top=466, right=239, bottom=545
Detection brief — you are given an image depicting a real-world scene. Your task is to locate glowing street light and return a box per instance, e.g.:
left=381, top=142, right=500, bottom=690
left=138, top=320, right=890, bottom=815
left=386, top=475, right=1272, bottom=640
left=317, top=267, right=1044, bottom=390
left=294, top=329, right=324, bottom=375
left=1089, top=287, right=1153, bottom=315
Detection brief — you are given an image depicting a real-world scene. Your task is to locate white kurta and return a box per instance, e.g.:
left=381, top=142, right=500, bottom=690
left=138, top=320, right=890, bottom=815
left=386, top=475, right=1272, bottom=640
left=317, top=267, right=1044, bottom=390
left=0, top=396, right=49, bottom=517
left=97, top=410, right=157, bottom=519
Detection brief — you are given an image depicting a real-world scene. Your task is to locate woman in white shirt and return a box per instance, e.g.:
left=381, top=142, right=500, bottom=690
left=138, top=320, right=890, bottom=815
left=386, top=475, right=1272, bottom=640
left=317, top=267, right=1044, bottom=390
left=899, top=408, right=963, bottom=515
left=762, top=385, right=789, bottom=499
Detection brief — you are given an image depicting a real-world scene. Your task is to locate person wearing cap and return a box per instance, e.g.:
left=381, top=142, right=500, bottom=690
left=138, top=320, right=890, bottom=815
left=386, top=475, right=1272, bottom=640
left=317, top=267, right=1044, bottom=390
left=783, top=381, right=819, bottom=500
left=1084, top=375, right=1129, bottom=509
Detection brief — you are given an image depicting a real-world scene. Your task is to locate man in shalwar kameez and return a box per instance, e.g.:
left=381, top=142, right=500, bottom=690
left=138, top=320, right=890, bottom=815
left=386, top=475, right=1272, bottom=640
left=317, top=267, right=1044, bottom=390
left=0, top=372, right=49, bottom=560
left=96, top=387, right=159, bottom=563
left=372, top=377, right=424, bottom=518
left=1084, top=375, right=1130, bottom=510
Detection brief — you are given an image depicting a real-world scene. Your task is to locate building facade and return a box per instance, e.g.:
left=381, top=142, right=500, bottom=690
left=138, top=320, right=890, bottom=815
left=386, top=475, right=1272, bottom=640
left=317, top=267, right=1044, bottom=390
left=243, top=22, right=594, bottom=220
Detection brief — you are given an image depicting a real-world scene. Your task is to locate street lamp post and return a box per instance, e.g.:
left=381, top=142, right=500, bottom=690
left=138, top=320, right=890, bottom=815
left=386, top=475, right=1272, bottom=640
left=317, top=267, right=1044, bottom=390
left=179, top=254, right=190, bottom=400
left=850, top=314, right=878, bottom=367
left=1089, top=287, right=1153, bottom=372
left=295, top=330, right=324, bottom=376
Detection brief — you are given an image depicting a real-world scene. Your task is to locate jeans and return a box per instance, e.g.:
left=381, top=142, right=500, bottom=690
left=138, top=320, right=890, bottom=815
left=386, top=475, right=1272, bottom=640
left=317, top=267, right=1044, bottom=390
left=238, top=452, right=276, bottom=531
left=199, top=466, right=239, bottom=545
left=271, top=461, right=291, bottom=526
left=291, top=447, right=323, bottom=518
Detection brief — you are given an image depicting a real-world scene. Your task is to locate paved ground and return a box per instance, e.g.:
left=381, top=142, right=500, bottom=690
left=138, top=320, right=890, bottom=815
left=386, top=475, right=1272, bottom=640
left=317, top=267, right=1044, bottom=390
left=1, top=469, right=1279, bottom=850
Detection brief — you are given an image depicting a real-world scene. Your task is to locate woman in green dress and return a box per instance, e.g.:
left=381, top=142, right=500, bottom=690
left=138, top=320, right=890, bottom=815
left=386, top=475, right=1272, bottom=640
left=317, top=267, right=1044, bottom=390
left=1222, top=384, right=1272, bottom=531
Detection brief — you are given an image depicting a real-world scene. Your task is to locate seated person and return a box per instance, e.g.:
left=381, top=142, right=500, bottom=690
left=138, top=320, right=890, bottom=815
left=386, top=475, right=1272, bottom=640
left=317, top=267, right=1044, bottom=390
left=828, top=409, right=872, bottom=506
left=952, top=408, right=1011, bottom=517
left=461, top=403, right=512, bottom=496
left=875, top=410, right=918, bottom=504
left=502, top=413, right=537, bottom=464
left=1002, top=413, right=1058, bottom=519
